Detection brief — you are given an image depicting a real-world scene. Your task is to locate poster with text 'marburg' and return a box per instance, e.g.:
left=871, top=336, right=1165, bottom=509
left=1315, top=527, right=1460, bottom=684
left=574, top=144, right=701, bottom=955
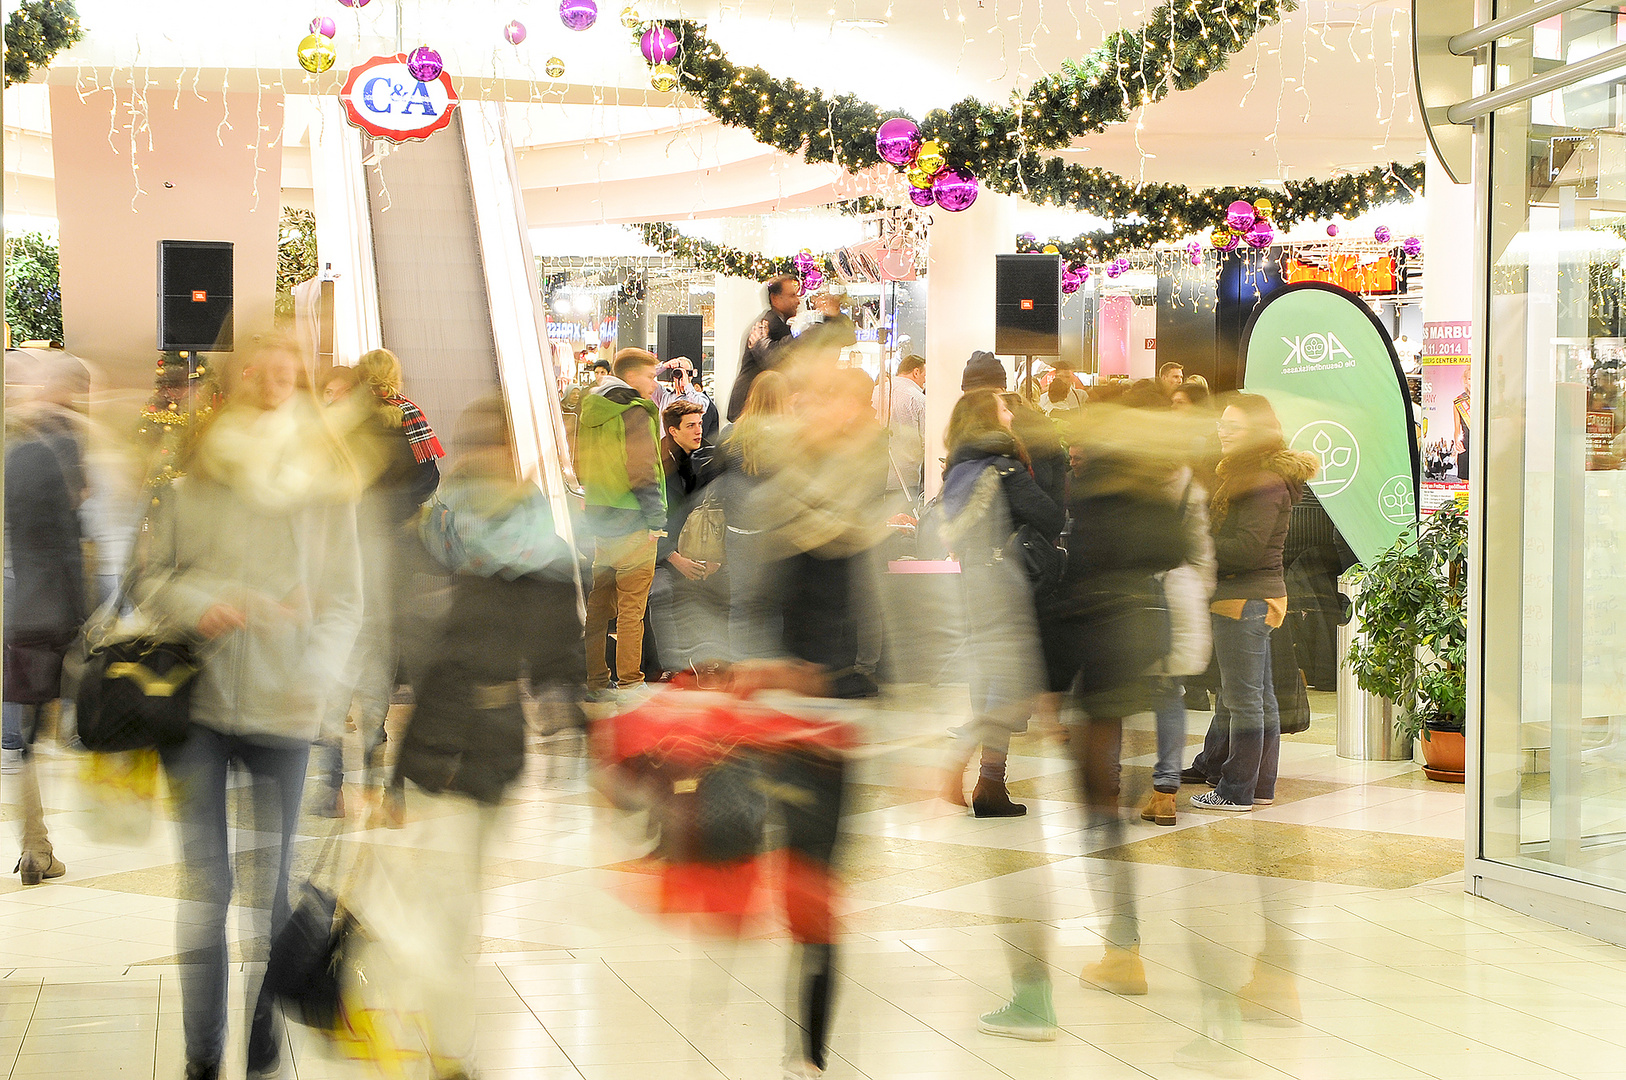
left=1420, top=320, right=1471, bottom=515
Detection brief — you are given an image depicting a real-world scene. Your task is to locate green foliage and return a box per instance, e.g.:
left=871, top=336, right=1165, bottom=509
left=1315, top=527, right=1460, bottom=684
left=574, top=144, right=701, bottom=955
left=4, top=231, right=64, bottom=345
left=275, top=207, right=319, bottom=321
left=5, top=0, right=84, bottom=88
left=642, top=8, right=1424, bottom=260
left=630, top=198, right=883, bottom=280
left=1345, top=503, right=1469, bottom=742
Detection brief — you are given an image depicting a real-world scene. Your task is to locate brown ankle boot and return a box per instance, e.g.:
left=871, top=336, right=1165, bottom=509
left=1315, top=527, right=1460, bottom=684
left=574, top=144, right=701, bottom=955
left=1238, top=963, right=1301, bottom=1025
left=1140, top=791, right=1177, bottom=826
left=1080, top=946, right=1148, bottom=995
left=941, top=766, right=968, bottom=807
left=971, top=778, right=1027, bottom=818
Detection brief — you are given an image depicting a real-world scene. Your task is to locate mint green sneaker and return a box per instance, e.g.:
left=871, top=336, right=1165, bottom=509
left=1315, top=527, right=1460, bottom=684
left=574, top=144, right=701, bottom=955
left=977, top=979, right=1057, bottom=1041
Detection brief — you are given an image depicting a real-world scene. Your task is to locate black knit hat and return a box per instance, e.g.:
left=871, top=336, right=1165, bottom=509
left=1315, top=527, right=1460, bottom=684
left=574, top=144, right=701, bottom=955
left=961, top=350, right=1007, bottom=391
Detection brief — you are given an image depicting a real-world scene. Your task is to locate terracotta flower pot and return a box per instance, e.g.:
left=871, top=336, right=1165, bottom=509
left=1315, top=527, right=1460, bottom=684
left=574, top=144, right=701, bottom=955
left=1420, top=726, right=1465, bottom=783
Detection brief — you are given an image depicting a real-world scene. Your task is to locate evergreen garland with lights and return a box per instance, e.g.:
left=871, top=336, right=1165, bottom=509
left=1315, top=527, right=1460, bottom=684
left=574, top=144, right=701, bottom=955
left=633, top=222, right=817, bottom=279
left=1017, top=161, right=1425, bottom=262
left=647, top=0, right=1293, bottom=177
left=4, top=0, right=84, bottom=87
left=641, top=9, right=1424, bottom=260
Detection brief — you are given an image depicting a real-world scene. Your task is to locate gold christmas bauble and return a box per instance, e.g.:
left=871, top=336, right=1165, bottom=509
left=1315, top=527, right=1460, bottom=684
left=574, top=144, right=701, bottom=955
left=1042, top=244, right=1060, bottom=255
left=914, top=140, right=945, bottom=177
left=1252, top=197, right=1274, bottom=217
left=621, top=7, right=643, bottom=29
left=650, top=62, right=678, bottom=92
left=545, top=56, right=566, bottom=79
left=297, top=33, right=336, bottom=74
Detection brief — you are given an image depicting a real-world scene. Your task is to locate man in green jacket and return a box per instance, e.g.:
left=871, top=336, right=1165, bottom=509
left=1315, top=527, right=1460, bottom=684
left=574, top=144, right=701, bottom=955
left=576, top=348, right=667, bottom=696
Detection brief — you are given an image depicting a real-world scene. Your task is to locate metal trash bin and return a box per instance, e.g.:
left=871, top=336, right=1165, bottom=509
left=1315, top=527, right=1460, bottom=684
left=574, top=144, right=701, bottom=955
left=1335, top=574, right=1409, bottom=760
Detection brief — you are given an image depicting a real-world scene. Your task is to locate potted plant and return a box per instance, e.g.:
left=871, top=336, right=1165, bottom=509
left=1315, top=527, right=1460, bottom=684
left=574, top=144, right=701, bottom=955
left=1344, top=502, right=1468, bottom=782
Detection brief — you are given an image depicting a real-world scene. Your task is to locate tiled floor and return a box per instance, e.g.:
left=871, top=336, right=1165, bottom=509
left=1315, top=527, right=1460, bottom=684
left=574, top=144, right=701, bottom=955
left=4, top=688, right=1625, bottom=1080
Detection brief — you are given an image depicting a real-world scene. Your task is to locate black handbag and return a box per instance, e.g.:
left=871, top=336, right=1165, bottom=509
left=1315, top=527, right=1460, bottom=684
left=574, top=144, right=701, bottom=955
left=72, top=540, right=198, bottom=752
left=264, top=832, right=359, bottom=1032
left=75, top=637, right=197, bottom=751
left=1000, top=522, right=1067, bottom=596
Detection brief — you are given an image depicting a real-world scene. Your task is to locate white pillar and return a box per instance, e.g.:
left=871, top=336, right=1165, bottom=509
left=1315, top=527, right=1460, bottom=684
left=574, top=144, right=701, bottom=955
left=1423, top=144, right=1475, bottom=327
left=710, top=218, right=766, bottom=415
left=310, top=97, right=383, bottom=366
left=922, top=192, right=1016, bottom=496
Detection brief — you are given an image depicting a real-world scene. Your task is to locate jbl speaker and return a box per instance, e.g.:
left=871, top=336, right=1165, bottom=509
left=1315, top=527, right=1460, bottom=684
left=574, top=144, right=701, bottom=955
left=158, top=240, right=234, bottom=352
left=657, top=314, right=704, bottom=369
left=994, top=254, right=1061, bottom=357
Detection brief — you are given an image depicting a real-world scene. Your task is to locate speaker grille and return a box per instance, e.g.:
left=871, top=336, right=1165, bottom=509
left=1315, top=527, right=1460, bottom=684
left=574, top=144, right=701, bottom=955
left=994, top=254, right=1061, bottom=356
left=158, top=240, right=234, bottom=351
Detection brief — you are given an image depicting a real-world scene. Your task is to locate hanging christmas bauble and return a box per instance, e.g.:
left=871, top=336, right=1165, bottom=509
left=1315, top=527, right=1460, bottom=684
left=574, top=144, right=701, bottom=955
left=337, top=0, right=371, bottom=6
left=1252, top=197, right=1274, bottom=218
left=640, top=25, right=679, bottom=64
left=1243, top=219, right=1275, bottom=249
left=905, top=162, right=937, bottom=189
left=545, top=56, right=566, bottom=78
left=310, top=16, right=336, bottom=38
left=1373, top=226, right=1392, bottom=243
left=621, top=7, right=643, bottom=29
left=297, top=33, right=336, bottom=73
left=1225, top=199, right=1257, bottom=231
left=406, top=46, right=443, bottom=82
left=1106, top=263, right=1124, bottom=279
left=908, top=185, right=936, bottom=208
left=875, top=117, right=922, bottom=167
left=504, top=20, right=527, bottom=45
left=649, top=62, right=678, bottom=91
left=913, top=140, right=946, bottom=177
left=1213, top=229, right=1240, bottom=252
left=1326, top=224, right=1339, bottom=237
left=1061, top=269, right=1082, bottom=295
left=1042, top=244, right=1060, bottom=255
left=933, top=169, right=978, bottom=213
left=560, top=0, right=598, bottom=31
left=1402, top=236, right=1422, bottom=257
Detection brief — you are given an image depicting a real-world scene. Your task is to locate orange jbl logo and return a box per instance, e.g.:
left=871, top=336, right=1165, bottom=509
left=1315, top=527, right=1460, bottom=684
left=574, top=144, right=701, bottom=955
left=191, top=290, right=207, bottom=302
left=1020, top=299, right=1033, bottom=311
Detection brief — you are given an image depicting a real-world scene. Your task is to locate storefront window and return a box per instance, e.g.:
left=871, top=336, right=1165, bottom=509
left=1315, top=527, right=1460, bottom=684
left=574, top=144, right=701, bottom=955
left=1483, top=5, right=1626, bottom=890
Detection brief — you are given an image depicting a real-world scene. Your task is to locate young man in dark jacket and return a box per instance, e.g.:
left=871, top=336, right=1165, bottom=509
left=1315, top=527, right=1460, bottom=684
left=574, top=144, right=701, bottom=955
left=649, top=401, right=723, bottom=672
left=577, top=348, right=667, bottom=697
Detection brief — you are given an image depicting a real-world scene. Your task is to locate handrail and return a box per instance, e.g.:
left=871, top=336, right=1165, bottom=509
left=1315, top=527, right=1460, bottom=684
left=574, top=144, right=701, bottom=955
left=1449, top=0, right=1591, bottom=55
left=1447, top=40, right=1626, bottom=123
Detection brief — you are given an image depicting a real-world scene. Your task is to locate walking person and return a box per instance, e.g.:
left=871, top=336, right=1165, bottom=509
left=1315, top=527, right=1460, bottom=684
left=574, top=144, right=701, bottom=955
left=728, top=274, right=801, bottom=421
left=137, top=340, right=362, bottom=1080
left=1183, top=393, right=1317, bottom=811
left=936, top=389, right=1064, bottom=817
left=4, top=363, right=90, bottom=884
left=578, top=348, right=667, bottom=700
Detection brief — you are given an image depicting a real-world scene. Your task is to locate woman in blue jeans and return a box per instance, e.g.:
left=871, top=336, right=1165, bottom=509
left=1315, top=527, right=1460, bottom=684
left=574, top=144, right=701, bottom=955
left=1186, top=394, right=1316, bottom=812
left=139, top=342, right=362, bottom=1080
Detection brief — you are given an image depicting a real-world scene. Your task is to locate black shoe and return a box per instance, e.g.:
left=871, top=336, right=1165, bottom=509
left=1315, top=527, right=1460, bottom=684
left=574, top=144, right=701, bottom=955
left=184, top=1062, right=220, bottom=1080
left=1183, top=688, right=1211, bottom=711
left=971, top=778, right=1028, bottom=818
left=1179, top=767, right=1217, bottom=787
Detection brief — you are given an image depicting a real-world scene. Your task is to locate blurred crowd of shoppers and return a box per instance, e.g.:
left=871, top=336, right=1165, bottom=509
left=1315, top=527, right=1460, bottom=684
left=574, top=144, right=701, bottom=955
left=3, top=268, right=1328, bottom=1079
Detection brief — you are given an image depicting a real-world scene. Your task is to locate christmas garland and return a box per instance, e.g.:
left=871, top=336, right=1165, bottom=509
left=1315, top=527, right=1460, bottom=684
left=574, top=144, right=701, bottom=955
left=633, top=221, right=814, bottom=279
left=646, top=0, right=1292, bottom=178
left=1017, top=161, right=1424, bottom=262
left=4, top=0, right=84, bottom=88
left=639, top=9, right=1424, bottom=258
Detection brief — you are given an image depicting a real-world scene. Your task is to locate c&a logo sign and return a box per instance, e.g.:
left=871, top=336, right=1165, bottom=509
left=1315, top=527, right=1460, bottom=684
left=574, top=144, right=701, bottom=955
left=1281, top=331, right=1353, bottom=373
left=340, top=54, right=459, bottom=143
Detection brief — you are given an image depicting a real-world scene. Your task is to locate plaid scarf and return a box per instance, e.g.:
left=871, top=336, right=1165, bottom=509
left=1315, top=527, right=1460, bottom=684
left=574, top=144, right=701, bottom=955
left=383, top=394, right=444, bottom=464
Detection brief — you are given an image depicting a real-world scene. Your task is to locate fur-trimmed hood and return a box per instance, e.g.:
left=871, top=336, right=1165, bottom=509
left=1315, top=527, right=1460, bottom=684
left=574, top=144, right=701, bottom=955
left=1212, top=447, right=1318, bottom=523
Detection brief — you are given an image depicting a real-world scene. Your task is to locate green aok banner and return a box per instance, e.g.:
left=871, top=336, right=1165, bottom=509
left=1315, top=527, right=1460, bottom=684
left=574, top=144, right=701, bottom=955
left=1241, top=282, right=1419, bottom=565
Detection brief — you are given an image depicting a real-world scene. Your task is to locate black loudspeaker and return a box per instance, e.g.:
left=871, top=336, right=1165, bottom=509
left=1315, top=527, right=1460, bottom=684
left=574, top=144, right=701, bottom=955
left=158, top=240, right=234, bottom=352
left=994, top=254, right=1061, bottom=357
left=657, top=314, right=704, bottom=369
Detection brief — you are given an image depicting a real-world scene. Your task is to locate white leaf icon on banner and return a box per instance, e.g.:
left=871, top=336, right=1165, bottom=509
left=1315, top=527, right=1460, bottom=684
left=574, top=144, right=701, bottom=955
left=1313, top=430, right=1333, bottom=455
left=1330, top=446, right=1352, bottom=468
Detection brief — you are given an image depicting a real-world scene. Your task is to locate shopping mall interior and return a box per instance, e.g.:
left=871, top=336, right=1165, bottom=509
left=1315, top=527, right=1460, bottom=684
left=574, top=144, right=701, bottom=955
left=6, top=0, right=1626, bottom=1078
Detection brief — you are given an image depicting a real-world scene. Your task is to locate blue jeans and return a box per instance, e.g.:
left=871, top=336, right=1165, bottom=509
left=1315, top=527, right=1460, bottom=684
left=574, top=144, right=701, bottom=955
left=1152, top=678, right=1187, bottom=794
left=1194, top=601, right=1280, bottom=805
left=2, top=702, right=26, bottom=752
left=159, top=725, right=309, bottom=1066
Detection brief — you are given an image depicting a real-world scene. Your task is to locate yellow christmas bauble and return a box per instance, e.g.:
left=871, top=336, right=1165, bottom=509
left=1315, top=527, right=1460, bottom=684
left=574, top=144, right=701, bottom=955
left=545, top=56, right=566, bottom=79
left=620, top=7, right=643, bottom=29
left=1042, top=244, right=1060, bottom=255
left=1252, top=197, right=1273, bottom=217
left=914, top=140, right=946, bottom=177
left=650, top=63, right=678, bottom=92
left=1210, top=228, right=1233, bottom=248
left=297, top=33, right=336, bottom=74
left=906, top=162, right=937, bottom=189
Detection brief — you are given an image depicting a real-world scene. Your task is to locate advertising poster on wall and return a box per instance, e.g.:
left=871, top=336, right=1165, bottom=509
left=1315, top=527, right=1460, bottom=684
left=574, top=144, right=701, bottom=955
left=1419, top=320, right=1471, bottom=514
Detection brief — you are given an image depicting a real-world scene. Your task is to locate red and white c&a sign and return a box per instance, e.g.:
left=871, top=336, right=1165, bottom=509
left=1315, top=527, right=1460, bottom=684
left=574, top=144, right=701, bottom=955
left=340, top=54, right=458, bottom=143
